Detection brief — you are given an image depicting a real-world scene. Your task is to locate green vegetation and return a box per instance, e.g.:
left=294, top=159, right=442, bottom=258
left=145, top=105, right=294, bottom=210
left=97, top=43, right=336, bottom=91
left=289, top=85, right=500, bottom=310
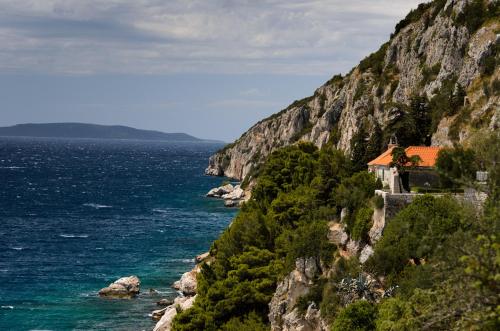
left=454, top=0, right=499, bottom=33
left=331, top=300, right=377, bottom=331
left=435, top=146, right=477, bottom=188
left=358, top=43, right=389, bottom=76
left=172, top=142, right=382, bottom=330
left=393, top=2, right=434, bottom=36
left=421, top=62, right=441, bottom=86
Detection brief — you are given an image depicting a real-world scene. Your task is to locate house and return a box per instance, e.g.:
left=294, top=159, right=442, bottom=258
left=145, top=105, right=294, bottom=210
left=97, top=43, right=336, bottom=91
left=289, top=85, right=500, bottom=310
left=368, top=144, right=442, bottom=193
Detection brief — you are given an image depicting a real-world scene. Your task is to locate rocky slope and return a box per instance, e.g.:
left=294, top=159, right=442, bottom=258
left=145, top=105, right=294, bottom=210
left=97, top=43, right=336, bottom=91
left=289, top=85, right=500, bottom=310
left=206, top=0, right=499, bottom=181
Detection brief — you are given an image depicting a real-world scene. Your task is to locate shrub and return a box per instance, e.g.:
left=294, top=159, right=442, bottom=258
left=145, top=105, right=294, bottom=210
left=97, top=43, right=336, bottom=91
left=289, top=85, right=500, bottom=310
left=331, top=300, right=378, bottom=331
left=351, top=207, right=374, bottom=241
left=359, top=43, right=389, bottom=76
left=366, top=195, right=466, bottom=279
left=373, top=195, right=385, bottom=210
left=454, top=0, right=496, bottom=33
left=435, top=147, right=476, bottom=188
left=421, top=62, right=441, bottom=86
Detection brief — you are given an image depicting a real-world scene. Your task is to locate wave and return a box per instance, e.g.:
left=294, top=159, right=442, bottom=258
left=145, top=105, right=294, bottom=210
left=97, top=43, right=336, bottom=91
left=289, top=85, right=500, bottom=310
left=83, top=203, right=112, bottom=209
left=0, top=166, right=25, bottom=169
left=166, top=258, right=194, bottom=263
left=9, top=247, right=24, bottom=250
left=59, top=234, right=89, bottom=238
left=152, top=208, right=173, bottom=214
left=1, top=306, right=14, bottom=309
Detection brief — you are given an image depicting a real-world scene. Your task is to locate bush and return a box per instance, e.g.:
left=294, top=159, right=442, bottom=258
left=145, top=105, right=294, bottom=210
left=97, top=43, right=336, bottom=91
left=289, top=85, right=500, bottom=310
left=393, top=2, right=433, bottom=36
left=331, top=300, right=378, bottom=331
left=366, top=195, right=466, bottom=279
left=435, top=147, right=476, bottom=188
left=358, top=43, right=389, bottom=76
left=351, top=207, right=374, bottom=241
left=373, top=195, right=385, bottom=210
left=421, top=62, right=441, bottom=86
left=454, top=0, right=497, bottom=33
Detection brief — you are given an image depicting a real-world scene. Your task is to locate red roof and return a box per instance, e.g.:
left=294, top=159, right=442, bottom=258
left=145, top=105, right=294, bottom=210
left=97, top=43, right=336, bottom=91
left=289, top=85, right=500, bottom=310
left=368, top=146, right=442, bottom=167
left=367, top=146, right=395, bottom=166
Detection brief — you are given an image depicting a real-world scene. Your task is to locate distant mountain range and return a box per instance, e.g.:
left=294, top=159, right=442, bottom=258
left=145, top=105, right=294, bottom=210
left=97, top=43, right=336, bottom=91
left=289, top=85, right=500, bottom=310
left=0, top=123, right=221, bottom=143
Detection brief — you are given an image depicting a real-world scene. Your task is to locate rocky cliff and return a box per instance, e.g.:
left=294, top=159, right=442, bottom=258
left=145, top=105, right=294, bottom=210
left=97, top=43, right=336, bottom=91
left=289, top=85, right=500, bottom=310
left=206, top=0, right=499, bottom=181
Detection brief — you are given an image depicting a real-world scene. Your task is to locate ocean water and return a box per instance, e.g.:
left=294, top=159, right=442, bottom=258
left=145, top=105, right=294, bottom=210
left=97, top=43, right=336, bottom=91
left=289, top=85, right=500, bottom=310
left=0, top=137, right=237, bottom=331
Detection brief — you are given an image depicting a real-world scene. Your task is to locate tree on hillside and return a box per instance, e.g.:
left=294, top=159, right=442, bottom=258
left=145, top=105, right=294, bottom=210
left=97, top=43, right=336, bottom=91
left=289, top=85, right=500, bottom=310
left=390, top=147, right=421, bottom=191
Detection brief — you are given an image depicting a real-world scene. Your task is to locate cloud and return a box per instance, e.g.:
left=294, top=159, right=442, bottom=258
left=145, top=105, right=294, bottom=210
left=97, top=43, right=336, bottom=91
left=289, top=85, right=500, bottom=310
left=0, top=0, right=425, bottom=75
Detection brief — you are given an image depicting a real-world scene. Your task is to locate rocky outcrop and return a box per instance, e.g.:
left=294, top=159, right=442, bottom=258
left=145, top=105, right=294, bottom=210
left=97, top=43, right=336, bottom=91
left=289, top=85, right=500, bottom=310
left=269, top=257, right=328, bottom=331
left=153, top=295, right=197, bottom=331
left=206, top=183, right=249, bottom=207
left=98, top=276, right=140, bottom=299
left=206, top=0, right=499, bottom=181
left=206, top=183, right=235, bottom=197
left=172, top=265, right=199, bottom=296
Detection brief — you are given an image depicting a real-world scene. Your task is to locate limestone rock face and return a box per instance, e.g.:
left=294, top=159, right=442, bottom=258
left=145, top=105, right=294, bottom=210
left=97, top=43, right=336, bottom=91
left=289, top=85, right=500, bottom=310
left=222, top=185, right=245, bottom=200
left=206, top=184, right=234, bottom=197
left=206, top=0, right=499, bottom=181
left=153, top=295, right=197, bottom=331
left=359, top=245, right=374, bottom=264
left=172, top=266, right=199, bottom=296
left=98, top=276, right=140, bottom=299
left=327, top=222, right=349, bottom=246
left=269, top=257, right=327, bottom=331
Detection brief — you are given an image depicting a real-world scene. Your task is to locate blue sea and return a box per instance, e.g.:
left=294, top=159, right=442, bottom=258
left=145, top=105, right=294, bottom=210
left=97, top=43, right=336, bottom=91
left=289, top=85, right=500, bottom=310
left=0, top=137, right=236, bottom=330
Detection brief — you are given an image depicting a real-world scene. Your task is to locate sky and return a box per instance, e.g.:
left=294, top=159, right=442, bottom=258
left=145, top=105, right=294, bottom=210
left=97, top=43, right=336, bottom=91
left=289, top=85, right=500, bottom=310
left=0, top=0, right=424, bottom=142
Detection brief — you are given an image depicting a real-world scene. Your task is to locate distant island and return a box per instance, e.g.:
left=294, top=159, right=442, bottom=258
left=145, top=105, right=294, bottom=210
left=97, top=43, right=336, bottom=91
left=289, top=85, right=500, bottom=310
left=0, top=123, right=222, bottom=143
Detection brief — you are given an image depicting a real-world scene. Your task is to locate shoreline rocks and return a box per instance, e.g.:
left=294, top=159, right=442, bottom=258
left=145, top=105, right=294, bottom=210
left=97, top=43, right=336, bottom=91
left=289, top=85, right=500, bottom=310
left=98, top=276, right=140, bottom=299
left=172, top=265, right=200, bottom=296
left=152, top=252, right=208, bottom=331
left=153, top=295, right=197, bottom=331
left=206, top=183, right=248, bottom=207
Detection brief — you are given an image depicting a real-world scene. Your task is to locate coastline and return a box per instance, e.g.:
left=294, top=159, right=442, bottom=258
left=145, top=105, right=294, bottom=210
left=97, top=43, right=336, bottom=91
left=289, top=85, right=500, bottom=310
left=150, top=183, right=244, bottom=330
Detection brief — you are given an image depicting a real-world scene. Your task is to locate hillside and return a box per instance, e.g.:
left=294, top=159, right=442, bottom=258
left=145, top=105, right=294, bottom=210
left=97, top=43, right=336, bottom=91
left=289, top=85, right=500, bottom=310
left=0, top=123, right=214, bottom=142
left=159, top=1, right=500, bottom=331
left=206, top=0, right=499, bottom=181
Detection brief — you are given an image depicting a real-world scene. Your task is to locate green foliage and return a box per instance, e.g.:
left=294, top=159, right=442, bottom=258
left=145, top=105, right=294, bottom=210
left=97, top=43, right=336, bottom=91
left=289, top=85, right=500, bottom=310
left=376, top=291, right=434, bottom=331
left=331, top=300, right=378, bottom=331
left=390, top=146, right=421, bottom=189
left=366, top=195, right=466, bottom=279
left=351, top=207, right=374, bottom=241
left=222, top=312, right=269, bottom=331
left=421, top=62, right=441, bottom=86
left=353, top=80, right=368, bottom=103
left=435, top=146, right=477, bottom=188
left=393, top=2, right=433, bottom=36
left=381, top=100, right=432, bottom=148
left=173, top=142, right=359, bottom=329
left=326, top=74, right=344, bottom=88
left=276, top=221, right=335, bottom=272
left=372, top=195, right=385, bottom=210
left=428, top=76, right=465, bottom=133
left=408, top=95, right=432, bottom=145
left=359, top=43, right=389, bottom=76
left=334, top=172, right=379, bottom=212
left=454, top=0, right=499, bottom=33
left=351, top=124, right=383, bottom=172
left=296, top=279, right=326, bottom=313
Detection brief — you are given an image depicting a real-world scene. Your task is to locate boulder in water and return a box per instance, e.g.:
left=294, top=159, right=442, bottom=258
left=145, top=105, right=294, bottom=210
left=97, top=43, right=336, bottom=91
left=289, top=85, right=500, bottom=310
left=98, top=276, right=140, bottom=299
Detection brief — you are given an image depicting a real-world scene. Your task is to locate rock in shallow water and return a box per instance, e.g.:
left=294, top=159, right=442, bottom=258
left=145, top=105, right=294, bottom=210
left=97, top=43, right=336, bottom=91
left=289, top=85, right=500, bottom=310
left=206, top=184, right=234, bottom=197
left=172, top=266, right=199, bottom=296
left=153, top=295, right=197, bottom=331
left=98, top=275, right=140, bottom=299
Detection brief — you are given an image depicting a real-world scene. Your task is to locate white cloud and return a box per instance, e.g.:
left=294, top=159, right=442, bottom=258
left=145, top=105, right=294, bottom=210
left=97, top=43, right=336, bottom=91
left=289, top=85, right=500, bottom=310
left=0, top=0, right=425, bottom=75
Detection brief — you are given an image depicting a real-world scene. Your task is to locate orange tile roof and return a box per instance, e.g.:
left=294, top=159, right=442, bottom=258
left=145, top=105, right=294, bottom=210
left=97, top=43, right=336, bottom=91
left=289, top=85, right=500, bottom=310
left=367, top=146, right=395, bottom=166
left=405, top=146, right=442, bottom=167
left=367, top=146, right=442, bottom=167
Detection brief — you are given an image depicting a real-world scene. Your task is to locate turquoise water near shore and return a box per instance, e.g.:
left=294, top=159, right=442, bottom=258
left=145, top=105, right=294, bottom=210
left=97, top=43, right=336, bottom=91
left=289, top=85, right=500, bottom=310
left=0, top=137, right=236, bottom=330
